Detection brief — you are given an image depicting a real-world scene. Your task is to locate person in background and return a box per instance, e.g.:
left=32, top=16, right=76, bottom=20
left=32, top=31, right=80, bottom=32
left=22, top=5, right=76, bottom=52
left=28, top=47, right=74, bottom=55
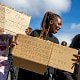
left=70, top=34, right=80, bottom=80
left=0, top=30, right=16, bottom=80
left=18, top=11, right=73, bottom=80
left=61, top=41, right=67, bottom=46
left=70, top=34, right=80, bottom=63
left=25, top=27, right=32, bottom=35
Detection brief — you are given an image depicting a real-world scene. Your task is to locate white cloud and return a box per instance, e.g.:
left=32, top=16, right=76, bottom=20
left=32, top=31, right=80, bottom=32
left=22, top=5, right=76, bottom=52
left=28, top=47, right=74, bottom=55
left=0, top=0, right=72, bottom=16
left=71, top=23, right=80, bottom=29
left=44, top=0, right=71, bottom=13
left=0, top=0, right=27, bottom=7
left=56, top=33, right=73, bottom=46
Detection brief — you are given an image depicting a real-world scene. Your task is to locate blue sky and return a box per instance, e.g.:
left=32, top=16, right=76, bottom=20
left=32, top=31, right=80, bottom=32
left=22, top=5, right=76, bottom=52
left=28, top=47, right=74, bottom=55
left=0, top=0, right=80, bottom=45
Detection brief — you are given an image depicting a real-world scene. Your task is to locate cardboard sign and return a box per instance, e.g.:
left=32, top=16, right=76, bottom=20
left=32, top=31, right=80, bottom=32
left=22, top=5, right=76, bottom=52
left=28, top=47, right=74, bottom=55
left=12, top=34, right=53, bottom=74
left=49, top=43, right=77, bottom=73
left=0, top=4, right=31, bottom=35
left=12, top=34, right=77, bottom=74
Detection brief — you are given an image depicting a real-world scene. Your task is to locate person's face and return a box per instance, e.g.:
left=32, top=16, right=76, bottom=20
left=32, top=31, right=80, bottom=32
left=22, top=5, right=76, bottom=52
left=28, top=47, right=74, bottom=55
left=49, top=17, right=62, bottom=34
left=25, top=28, right=32, bottom=35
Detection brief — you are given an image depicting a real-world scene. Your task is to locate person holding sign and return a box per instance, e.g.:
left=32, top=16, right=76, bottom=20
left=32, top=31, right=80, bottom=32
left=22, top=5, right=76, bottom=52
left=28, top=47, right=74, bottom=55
left=0, top=30, right=17, bottom=80
left=18, top=11, right=73, bottom=80
left=70, top=34, right=80, bottom=80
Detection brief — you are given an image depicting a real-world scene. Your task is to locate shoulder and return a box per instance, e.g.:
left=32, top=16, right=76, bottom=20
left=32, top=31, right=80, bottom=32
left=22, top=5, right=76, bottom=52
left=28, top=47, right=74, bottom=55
left=52, top=35, right=59, bottom=44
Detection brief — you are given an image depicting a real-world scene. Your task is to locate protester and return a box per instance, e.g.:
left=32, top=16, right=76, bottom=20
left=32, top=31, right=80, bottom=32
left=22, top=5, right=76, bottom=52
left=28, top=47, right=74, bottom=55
left=18, top=11, right=73, bottom=80
left=70, top=34, right=80, bottom=63
left=25, top=27, right=32, bottom=35
left=70, top=34, right=80, bottom=80
left=0, top=30, right=17, bottom=80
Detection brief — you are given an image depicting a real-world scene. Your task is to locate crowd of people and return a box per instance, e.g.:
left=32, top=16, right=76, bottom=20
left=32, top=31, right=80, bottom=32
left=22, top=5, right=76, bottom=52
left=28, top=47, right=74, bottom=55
left=0, top=11, right=80, bottom=80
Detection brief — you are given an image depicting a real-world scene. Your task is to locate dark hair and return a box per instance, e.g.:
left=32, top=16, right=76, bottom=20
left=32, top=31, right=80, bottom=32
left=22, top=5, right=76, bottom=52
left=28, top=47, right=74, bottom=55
left=27, top=27, right=32, bottom=30
left=40, top=11, right=61, bottom=39
left=61, top=41, right=67, bottom=46
left=41, top=11, right=61, bottom=29
left=69, top=34, right=80, bottom=50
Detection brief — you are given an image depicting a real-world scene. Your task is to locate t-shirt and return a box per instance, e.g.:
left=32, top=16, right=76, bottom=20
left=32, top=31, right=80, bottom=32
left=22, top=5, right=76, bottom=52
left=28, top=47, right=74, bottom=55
left=31, top=29, right=59, bottom=44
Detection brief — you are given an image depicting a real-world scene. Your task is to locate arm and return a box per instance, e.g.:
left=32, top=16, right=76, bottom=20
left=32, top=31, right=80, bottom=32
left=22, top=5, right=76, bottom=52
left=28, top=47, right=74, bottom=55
left=9, top=35, right=17, bottom=47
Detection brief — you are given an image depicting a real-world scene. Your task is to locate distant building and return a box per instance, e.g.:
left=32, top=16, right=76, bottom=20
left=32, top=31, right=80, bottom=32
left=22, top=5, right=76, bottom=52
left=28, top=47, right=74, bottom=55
left=0, top=3, right=31, bottom=35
